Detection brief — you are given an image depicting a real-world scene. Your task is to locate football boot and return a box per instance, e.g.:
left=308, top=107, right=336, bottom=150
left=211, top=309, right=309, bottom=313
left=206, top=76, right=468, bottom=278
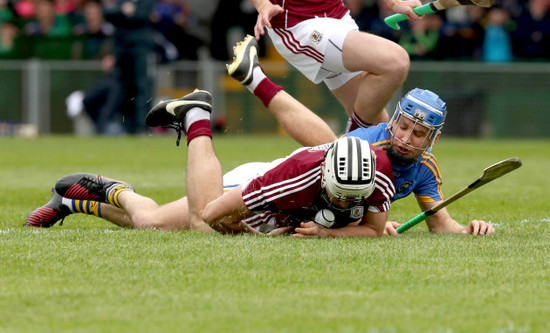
left=227, top=35, right=260, bottom=85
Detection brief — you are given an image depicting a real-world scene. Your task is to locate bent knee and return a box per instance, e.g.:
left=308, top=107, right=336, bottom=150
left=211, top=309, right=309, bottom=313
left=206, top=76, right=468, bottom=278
left=395, top=51, right=410, bottom=78
left=382, top=46, right=409, bottom=82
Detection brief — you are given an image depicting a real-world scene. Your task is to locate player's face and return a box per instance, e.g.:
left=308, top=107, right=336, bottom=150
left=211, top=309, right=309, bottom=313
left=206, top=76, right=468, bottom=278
left=390, top=115, right=433, bottom=159
left=325, top=190, right=363, bottom=210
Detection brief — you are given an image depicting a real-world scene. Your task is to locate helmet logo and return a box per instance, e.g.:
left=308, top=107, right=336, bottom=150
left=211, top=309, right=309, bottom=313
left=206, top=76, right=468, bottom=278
left=414, top=109, right=427, bottom=121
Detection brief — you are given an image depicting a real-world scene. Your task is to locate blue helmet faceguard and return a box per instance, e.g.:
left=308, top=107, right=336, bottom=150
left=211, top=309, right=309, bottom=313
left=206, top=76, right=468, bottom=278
left=387, top=88, right=447, bottom=152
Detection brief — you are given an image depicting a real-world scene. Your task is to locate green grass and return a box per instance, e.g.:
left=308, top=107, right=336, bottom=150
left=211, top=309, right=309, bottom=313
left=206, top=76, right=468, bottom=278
left=1, top=135, right=549, bottom=332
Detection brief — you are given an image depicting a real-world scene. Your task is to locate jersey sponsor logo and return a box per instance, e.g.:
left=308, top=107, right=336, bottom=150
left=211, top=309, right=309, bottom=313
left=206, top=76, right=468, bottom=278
left=309, top=30, right=323, bottom=44
left=350, top=206, right=364, bottom=219
left=397, top=181, right=413, bottom=194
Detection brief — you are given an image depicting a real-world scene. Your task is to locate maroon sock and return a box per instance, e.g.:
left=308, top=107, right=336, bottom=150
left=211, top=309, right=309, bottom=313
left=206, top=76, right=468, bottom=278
left=254, top=78, right=283, bottom=107
left=186, top=119, right=212, bottom=145
left=348, top=111, right=372, bottom=132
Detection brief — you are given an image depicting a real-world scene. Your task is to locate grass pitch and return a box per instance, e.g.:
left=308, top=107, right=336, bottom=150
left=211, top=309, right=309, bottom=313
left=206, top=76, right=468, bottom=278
left=1, top=135, right=549, bottom=332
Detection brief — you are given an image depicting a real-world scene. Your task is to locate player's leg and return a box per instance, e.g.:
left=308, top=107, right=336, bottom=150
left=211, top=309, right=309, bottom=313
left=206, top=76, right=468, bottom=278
left=146, top=89, right=224, bottom=233
left=113, top=194, right=190, bottom=230
left=331, top=31, right=409, bottom=130
left=23, top=173, right=186, bottom=230
left=227, top=36, right=336, bottom=146
left=24, top=173, right=135, bottom=228
left=185, top=135, right=222, bottom=232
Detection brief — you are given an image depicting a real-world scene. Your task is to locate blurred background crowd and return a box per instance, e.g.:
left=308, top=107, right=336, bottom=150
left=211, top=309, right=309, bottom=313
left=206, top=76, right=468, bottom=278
left=1, top=0, right=549, bottom=63
left=0, top=0, right=549, bottom=136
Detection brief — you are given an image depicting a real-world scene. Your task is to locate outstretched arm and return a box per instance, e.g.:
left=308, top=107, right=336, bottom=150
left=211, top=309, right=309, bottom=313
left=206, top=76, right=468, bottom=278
left=384, top=199, right=495, bottom=235
left=423, top=203, right=494, bottom=235
left=249, top=0, right=284, bottom=40
left=293, top=211, right=388, bottom=238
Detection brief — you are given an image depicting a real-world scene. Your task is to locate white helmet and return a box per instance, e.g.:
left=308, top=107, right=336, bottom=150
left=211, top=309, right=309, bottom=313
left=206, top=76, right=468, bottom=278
left=321, top=137, right=376, bottom=208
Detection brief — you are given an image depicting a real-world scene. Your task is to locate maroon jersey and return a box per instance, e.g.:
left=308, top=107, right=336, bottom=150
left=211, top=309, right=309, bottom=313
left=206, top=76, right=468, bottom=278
left=269, top=0, right=349, bottom=29
left=241, top=143, right=395, bottom=230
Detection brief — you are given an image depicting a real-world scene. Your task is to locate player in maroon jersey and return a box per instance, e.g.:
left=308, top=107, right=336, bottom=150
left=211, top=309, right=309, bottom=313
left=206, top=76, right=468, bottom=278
left=246, top=0, right=422, bottom=132
left=25, top=90, right=395, bottom=237
left=228, top=49, right=496, bottom=236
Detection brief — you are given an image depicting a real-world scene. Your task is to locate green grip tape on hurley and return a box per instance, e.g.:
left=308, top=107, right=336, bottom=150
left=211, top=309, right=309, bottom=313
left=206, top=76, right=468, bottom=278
left=396, top=212, right=428, bottom=234
left=384, top=4, right=437, bottom=30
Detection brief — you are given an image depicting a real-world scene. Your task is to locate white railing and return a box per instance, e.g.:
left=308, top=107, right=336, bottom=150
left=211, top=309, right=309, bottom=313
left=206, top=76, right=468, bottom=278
left=1, top=59, right=549, bottom=137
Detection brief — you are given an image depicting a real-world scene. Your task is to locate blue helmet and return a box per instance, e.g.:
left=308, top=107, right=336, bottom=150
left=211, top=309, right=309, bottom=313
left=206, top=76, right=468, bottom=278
left=394, top=88, right=446, bottom=140
left=387, top=88, right=447, bottom=154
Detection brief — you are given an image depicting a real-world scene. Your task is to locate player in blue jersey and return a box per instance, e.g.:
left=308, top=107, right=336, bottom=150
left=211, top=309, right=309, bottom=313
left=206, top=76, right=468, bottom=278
left=228, top=40, right=494, bottom=236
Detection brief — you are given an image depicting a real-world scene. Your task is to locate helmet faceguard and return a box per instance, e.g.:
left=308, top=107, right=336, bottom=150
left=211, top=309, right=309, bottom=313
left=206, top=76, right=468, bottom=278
left=387, top=88, right=447, bottom=155
left=321, top=137, right=376, bottom=211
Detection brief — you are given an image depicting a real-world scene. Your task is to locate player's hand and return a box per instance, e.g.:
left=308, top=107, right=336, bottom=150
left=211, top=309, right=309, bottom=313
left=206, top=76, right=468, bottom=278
left=384, top=221, right=402, bottom=236
left=463, top=220, right=495, bottom=235
left=293, top=221, right=328, bottom=238
left=267, top=226, right=294, bottom=235
left=388, top=0, right=423, bottom=21
left=254, top=3, right=284, bottom=40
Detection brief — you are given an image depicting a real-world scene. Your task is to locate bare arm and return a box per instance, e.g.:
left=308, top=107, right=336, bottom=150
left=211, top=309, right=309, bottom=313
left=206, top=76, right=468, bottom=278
left=293, top=210, right=388, bottom=238
left=421, top=200, right=494, bottom=235
left=385, top=198, right=495, bottom=235
left=249, top=0, right=284, bottom=40
left=202, top=185, right=256, bottom=234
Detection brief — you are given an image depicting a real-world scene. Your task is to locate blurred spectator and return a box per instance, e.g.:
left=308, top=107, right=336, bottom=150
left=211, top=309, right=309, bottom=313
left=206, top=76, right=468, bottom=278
left=210, top=0, right=264, bottom=61
left=439, top=6, right=486, bottom=59
left=0, top=21, right=19, bottom=58
left=20, top=0, right=75, bottom=59
left=66, top=54, right=124, bottom=135
left=14, top=0, right=35, bottom=19
left=72, top=0, right=114, bottom=59
left=0, top=0, right=14, bottom=22
left=152, top=0, right=202, bottom=60
left=511, top=0, right=550, bottom=59
left=22, top=0, right=72, bottom=37
left=103, top=0, right=157, bottom=134
left=1, top=0, right=19, bottom=58
left=54, top=0, right=78, bottom=15
left=350, top=0, right=400, bottom=43
left=346, top=0, right=376, bottom=32
left=398, top=14, right=443, bottom=59
left=482, top=8, right=513, bottom=62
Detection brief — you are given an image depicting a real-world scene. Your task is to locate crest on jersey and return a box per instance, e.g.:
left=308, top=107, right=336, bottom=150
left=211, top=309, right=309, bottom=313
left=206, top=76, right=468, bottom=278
left=310, top=30, right=323, bottom=44
left=397, top=181, right=413, bottom=194
left=350, top=206, right=364, bottom=219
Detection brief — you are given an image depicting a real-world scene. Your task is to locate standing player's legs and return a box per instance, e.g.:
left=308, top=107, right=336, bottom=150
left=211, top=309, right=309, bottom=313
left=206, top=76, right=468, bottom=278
left=331, top=31, right=409, bottom=129
left=266, top=15, right=409, bottom=132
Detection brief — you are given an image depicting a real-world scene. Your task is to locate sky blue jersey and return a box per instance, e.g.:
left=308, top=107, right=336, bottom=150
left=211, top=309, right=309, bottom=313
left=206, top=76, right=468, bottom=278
left=346, top=123, right=443, bottom=203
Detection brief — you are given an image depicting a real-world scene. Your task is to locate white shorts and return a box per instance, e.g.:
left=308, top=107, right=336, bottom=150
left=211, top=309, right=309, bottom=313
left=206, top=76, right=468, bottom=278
left=267, top=12, right=362, bottom=90
left=222, top=158, right=286, bottom=191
